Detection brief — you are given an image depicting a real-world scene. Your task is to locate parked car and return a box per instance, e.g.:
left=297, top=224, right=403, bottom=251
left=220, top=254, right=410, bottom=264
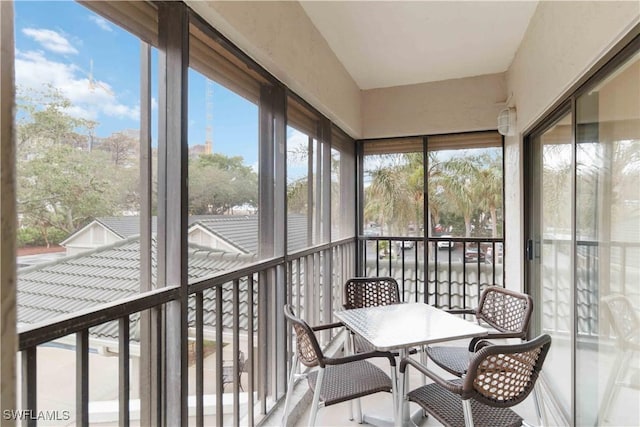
left=437, top=235, right=454, bottom=249
left=401, top=240, right=415, bottom=250
left=464, top=246, right=486, bottom=263
left=363, top=227, right=381, bottom=237
left=486, top=243, right=503, bottom=264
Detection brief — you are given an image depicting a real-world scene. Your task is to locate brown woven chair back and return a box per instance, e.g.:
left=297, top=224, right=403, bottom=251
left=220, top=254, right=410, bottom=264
left=283, top=304, right=325, bottom=368
left=601, top=294, right=639, bottom=350
left=462, top=334, right=551, bottom=407
left=343, top=277, right=401, bottom=309
left=476, top=286, right=533, bottom=335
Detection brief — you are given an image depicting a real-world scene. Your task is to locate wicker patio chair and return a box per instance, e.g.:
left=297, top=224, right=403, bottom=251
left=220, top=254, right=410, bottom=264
left=598, top=294, right=640, bottom=423
left=281, top=304, right=397, bottom=426
left=426, top=286, right=533, bottom=377
left=221, top=350, right=246, bottom=392
left=399, top=334, right=552, bottom=427
left=343, top=277, right=401, bottom=354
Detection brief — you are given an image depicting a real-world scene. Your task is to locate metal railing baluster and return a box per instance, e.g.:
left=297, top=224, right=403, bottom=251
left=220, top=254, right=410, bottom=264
left=195, top=292, right=204, bottom=427
left=76, top=330, right=89, bottom=426
left=119, top=316, right=130, bottom=427
left=247, top=274, right=255, bottom=425
left=232, top=279, right=240, bottom=427
left=215, top=285, right=223, bottom=427
left=21, top=347, right=36, bottom=427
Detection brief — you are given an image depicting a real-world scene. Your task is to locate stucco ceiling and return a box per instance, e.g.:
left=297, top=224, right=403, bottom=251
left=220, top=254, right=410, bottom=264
left=300, top=1, right=538, bottom=90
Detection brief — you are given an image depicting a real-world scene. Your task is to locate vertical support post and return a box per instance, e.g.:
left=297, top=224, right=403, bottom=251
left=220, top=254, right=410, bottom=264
left=355, top=141, right=365, bottom=276
left=423, top=136, right=429, bottom=305
left=158, top=3, right=189, bottom=425
left=258, top=84, right=275, bottom=409
left=321, top=119, right=332, bottom=328
left=272, top=85, right=287, bottom=399
left=138, top=40, right=160, bottom=427
left=76, top=330, right=89, bottom=426
left=0, top=1, right=17, bottom=421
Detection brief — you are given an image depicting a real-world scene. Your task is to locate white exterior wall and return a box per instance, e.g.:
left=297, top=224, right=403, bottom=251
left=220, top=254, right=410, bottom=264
left=187, top=227, right=241, bottom=254
left=504, top=1, right=639, bottom=290
left=64, top=224, right=122, bottom=256
left=361, top=73, right=507, bottom=138
left=184, top=0, right=362, bottom=138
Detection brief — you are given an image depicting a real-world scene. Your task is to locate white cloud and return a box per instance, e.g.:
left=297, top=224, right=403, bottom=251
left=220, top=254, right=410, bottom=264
left=88, top=15, right=113, bottom=32
left=22, top=28, right=78, bottom=55
left=15, top=49, right=139, bottom=123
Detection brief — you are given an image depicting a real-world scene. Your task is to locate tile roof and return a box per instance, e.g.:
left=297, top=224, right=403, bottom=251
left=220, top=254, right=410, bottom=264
left=191, top=214, right=309, bottom=254
left=17, top=236, right=258, bottom=341
left=65, top=214, right=310, bottom=255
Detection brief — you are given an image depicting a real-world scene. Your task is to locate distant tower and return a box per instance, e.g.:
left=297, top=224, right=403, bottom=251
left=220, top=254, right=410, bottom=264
left=205, top=79, right=213, bottom=155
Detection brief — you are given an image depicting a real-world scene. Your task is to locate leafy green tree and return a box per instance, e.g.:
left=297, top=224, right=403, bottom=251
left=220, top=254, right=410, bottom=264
left=17, top=85, right=94, bottom=153
left=98, top=130, right=139, bottom=166
left=364, top=154, right=416, bottom=235
left=16, top=85, right=140, bottom=246
left=287, top=178, right=309, bottom=215
left=471, top=153, right=503, bottom=237
left=438, top=157, right=480, bottom=237
left=18, top=144, right=120, bottom=245
left=189, top=153, right=258, bottom=214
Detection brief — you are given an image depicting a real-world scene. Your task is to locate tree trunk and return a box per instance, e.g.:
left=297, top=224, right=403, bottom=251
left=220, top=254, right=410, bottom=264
left=490, top=206, right=498, bottom=238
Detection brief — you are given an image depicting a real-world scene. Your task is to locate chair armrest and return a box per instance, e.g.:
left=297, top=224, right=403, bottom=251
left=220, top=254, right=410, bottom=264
left=399, top=357, right=462, bottom=395
left=324, top=350, right=396, bottom=367
left=446, top=308, right=476, bottom=316
left=471, top=339, right=494, bottom=352
left=468, top=331, right=526, bottom=351
left=310, top=321, right=344, bottom=332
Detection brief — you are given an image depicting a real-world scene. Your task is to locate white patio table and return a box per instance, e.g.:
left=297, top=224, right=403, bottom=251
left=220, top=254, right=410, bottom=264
left=334, top=302, right=488, bottom=427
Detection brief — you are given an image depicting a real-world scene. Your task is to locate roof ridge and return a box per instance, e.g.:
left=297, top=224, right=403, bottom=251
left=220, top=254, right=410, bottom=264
left=18, top=235, right=142, bottom=274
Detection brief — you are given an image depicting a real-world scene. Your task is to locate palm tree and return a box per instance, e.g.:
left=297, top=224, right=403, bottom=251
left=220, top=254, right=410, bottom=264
left=472, top=154, right=503, bottom=237
left=439, top=157, right=479, bottom=237
left=364, top=154, right=416, bottom=235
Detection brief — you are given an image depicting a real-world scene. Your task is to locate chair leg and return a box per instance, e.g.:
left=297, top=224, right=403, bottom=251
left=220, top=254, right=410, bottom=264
left=420, top=346, right=427, bottom=386
left=308, top=368, right=325, bottom=427
left=598, top=350, right=630, bottom=423
left=281, top=356, right=298, bottom=427
left=390, top=365, right=398, bottom=423
left=533, top=381, right=547, bottom=426
left=354, top=396, right=363, bottom=423
left=462, top=399, right=475, bottom=427
left=396, top=370, right=406, bottom=427
left=346, top=334, right=355, bottom=421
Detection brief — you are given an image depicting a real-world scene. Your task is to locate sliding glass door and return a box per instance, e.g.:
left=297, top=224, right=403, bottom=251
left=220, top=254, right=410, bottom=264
left=574, top=51, right=640, bottom=427
left=527, top=46, right=639, bottom=426
left=529, top=110, right=574, bottom=424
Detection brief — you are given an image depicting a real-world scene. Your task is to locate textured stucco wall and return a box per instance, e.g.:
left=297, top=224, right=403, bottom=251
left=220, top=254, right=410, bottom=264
left=361, top=73, right=507, bottom=138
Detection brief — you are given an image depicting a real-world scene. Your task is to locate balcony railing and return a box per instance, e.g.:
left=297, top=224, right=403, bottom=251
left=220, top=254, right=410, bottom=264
left=17, top=232, right=638, bottom=425
left=17, top=238, right=356, bottom=426
left=358, top=236, right=505, bottom=309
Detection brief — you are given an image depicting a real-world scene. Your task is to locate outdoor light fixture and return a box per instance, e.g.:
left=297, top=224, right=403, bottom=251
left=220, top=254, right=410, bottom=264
left=497, top=107, right=517, bottom=136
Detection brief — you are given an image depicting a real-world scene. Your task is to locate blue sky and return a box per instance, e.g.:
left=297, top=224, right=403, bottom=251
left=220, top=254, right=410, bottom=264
left=14, top=1, right=274, bottom=168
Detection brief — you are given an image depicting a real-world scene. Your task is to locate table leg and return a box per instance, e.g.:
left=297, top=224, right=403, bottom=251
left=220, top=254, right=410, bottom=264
left=399, top=348, right=425, bottom=427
